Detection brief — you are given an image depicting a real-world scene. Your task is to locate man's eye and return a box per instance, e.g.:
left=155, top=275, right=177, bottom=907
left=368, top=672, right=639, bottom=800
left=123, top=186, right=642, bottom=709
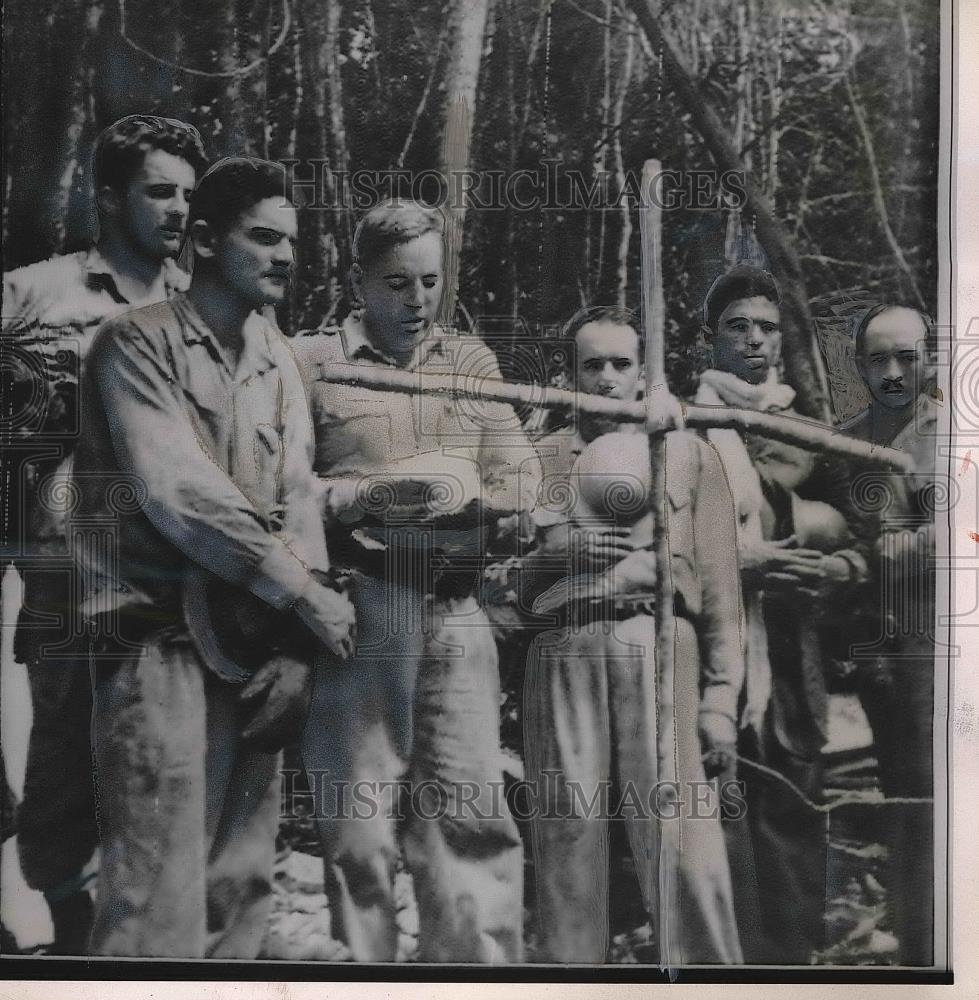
left=422, top=278, right=439, bottom=289
left=613, top=361, right=632, bottom=371
left=387, top=280, right=408, bottom=291
left=252, top=231, right=280, bottom=246
left=147, top=185, right=175, bottom=198
left=761, top=324, right=778, bottom=334
left=898, top=352, right=919, bottom=361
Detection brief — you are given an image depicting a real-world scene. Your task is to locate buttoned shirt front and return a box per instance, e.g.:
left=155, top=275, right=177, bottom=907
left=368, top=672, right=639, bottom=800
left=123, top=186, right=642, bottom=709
left=72, top=294, right=327, bottom=620
left=296, top=317, right=538, bottom=482
left=294, top=315, right=541, bottom=578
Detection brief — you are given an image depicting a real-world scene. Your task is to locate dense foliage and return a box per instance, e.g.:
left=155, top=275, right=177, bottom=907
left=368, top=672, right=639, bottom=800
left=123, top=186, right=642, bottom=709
left=2, top=0, right=939, bottom=403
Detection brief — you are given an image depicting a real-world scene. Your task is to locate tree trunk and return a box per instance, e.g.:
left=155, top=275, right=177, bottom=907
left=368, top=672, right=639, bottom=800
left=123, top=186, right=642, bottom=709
left=439, top=0, right=492, bottom=326
left=52, top=0, right=102, bottom=255
left=843, top=70, right=926, bottom=312
left=613, top=15, right=636, bottom=306
left=628, top=0, right=830, bottom=420
left=297, top=0, right=350, bottom=328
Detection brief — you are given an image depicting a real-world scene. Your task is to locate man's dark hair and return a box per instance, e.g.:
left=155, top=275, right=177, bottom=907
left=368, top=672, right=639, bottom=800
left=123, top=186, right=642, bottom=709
left=94, top=114, right=208, bottom=193
left=702, top=264, right=781, bottom=332
left=853, top=302, right=932, bottom=358
left=188, top=156, right=290, bottom=236
left=562, top=305, right=644, bottom=355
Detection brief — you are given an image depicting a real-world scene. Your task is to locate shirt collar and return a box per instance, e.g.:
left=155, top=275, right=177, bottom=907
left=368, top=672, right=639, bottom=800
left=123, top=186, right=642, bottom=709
left=340, top=312, right=449, bottom=370
left=80, top=247, right=189, bottom=303
left=80, top=247, right=129, bottom=304
left=172, top=293, right=279, bottom=380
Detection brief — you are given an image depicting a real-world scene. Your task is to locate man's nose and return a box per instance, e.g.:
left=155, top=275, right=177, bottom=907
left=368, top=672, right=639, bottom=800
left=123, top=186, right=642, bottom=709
left=405, top=281, right=423, bottom=308
left=883, top=358, right=903, bottom=381
left=273, top=240, right=295, bottom=266
left=747, top=325, right=764, bottom=348
left=170, top=190, right=189, bottom=217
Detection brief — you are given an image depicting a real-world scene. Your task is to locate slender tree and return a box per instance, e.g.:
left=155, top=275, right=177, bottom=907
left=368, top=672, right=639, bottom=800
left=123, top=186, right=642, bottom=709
left=628, top=0, right=831, bottom=420
left=439, top=0, right=492, bottom=326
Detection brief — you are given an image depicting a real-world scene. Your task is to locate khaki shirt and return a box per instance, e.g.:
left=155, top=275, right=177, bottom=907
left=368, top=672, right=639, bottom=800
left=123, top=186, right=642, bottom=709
left=3, top=249, right=188, bottom=546
left=293, top=315, right=541, bottom=575
left=72, top=294, right=327, bottom=619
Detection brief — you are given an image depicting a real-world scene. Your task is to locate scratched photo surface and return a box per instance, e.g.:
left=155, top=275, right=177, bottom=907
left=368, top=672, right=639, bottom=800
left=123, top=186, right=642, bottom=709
left=0, top=0, right=949, bottom=976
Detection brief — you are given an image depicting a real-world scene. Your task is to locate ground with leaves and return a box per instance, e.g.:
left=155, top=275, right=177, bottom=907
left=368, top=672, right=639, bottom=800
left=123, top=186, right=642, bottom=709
left=266, top=695, right=904, bottom=966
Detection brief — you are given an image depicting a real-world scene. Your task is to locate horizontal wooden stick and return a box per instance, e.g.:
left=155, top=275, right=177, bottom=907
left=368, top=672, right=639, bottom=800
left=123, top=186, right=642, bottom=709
left=313, top=363, right=913, bottom=472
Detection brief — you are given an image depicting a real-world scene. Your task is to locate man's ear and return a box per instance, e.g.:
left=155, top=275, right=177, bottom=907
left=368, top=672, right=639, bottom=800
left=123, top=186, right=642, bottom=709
left=348, top=263, right=364, bottom=307
left=700, top=323, right=714, bottom=344
left=190, top=219, right=217, bottom=260
left=96, top=185, right=121, bottom=220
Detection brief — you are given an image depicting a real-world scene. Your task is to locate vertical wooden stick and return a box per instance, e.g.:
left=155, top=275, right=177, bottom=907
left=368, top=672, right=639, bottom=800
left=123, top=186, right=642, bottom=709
left=640, top=157, right=680, bottom=969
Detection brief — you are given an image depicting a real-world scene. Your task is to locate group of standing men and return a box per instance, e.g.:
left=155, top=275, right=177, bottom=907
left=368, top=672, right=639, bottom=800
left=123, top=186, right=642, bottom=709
left=1, top=114, right=937, bottom=965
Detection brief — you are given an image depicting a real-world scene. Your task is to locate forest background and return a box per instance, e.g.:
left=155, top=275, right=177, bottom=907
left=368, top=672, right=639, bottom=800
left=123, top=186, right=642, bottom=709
left=2, top=0, right=939, bottom=419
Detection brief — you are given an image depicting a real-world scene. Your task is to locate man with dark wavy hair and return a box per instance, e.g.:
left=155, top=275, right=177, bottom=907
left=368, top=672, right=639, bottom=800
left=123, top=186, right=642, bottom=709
left=73, top=156, right=355, bottom=957
left=698, top=264, right=869, bottom=962
left=2, top=113, right=207, bottom=953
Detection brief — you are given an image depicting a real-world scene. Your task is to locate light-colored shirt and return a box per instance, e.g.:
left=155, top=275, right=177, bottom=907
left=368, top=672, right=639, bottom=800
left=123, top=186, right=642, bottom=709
left=72, top=294, right=327, bottom=619
left=530, top=424, right=746, bottom=724
left=294, top=315, right=541, bottom=566
left=3, top=249, right=188, bottom=546
left=296, top=316, right=539, bottom=483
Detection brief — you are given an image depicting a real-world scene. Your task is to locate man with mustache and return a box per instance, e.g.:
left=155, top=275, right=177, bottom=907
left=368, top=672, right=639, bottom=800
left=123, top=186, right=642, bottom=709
left=843, top=304, right=938, bottom=965
left=1, top=114, right=207, bottom=953
left=71, top=157, right=355, bottom=957
left=294, top=197, right=541, bottom=963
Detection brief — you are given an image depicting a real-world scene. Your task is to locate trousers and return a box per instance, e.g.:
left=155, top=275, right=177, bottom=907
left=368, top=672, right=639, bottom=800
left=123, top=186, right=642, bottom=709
left=89, top=627, right=281, bottom=957
left=300, top=574, right=524, bottom=963
left=13, top=552, right=99, bottom=897
left=724, top=716, right=826, bottom=964
left=523, top=613, right=742, bottom=964
left=856, top=650, right=934, bottom=965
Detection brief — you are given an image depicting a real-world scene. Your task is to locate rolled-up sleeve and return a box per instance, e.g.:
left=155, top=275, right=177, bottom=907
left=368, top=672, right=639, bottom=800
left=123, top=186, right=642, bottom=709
left=693, top=437, right=746, bottom=723
left=92, top=320, right=316, bottom=610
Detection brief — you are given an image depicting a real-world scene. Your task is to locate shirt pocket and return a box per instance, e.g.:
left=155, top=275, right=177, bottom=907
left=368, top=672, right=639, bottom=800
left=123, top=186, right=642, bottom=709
left=310, top=386, right=414, bottom=471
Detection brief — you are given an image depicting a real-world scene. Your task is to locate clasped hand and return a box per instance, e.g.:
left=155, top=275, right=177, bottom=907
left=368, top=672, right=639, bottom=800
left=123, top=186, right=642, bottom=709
left=741, top=535, right=850, bottom=598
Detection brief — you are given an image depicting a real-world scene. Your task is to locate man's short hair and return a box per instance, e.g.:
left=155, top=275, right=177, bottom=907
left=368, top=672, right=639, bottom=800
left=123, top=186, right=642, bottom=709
left=94, top=114, right=208, bottom=193
left=188, top=156, right=290, bottom=235
left=351, top=199, right=444, bottom=268
left=853, top=302, right=932, bottom=358
left=702, top=264, right=781, bottom=332
left=562, top=305, right=643, bottom=355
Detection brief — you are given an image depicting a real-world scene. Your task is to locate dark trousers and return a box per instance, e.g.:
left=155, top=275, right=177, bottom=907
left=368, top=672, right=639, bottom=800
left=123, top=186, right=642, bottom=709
left=856, top=651, right=934, bottom=965
left=724, top=716, right=826, bottom=964
left=14, top=554, right=99, bottom=898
